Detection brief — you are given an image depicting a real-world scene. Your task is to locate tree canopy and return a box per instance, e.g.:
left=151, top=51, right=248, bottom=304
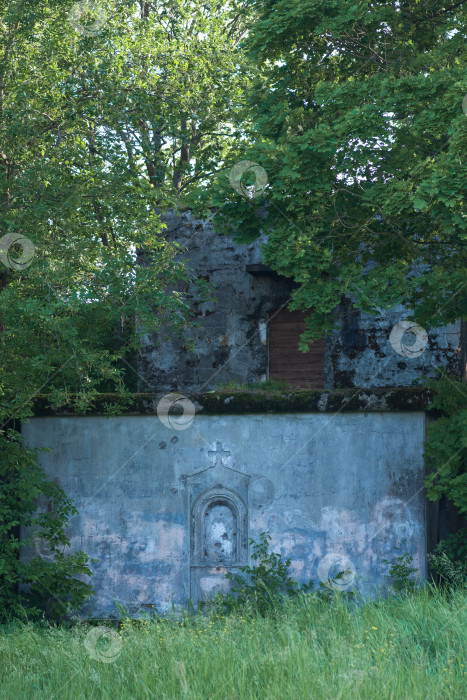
left=203, top=0, right=467, bottom=344
left=1, top=0, right=251, bottom=414
left=1, top=0, right=466, bottom=618
left=0, top=0, right=251, bottom=618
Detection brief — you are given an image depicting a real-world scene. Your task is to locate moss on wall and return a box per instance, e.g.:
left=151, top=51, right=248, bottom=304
left=31, top=387, right=432, bottom=417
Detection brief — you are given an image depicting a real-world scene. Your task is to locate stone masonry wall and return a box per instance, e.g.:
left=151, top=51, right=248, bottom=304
left=139, top=211, right=461, bottom=392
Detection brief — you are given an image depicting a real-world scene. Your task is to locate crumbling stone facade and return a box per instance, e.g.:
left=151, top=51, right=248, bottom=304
left=139, top=210, right=461, bottom=392
left=22, top=212, right=462, bottom=618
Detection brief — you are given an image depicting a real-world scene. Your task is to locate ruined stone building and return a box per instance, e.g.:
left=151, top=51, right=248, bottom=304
left=24, top=211, right=462, bottom=616
left=140, top=211, right=460, bottom=392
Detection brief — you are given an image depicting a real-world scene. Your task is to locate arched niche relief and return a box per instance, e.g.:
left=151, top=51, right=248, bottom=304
left=186, top=457, right=251, bottom=605
left=191, top=487, right=248, bottom=567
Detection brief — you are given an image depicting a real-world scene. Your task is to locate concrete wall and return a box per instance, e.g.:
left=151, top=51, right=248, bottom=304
left=139, top=210, right=461, bottom=392
left=23, top=410, right=427, bottom=617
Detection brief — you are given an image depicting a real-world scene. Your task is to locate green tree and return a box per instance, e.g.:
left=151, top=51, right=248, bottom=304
left=0, top=0, right=251, bottom=617
left=198, top=0, right=466, bottom=559
left=203, top=0, right=466, bottom=343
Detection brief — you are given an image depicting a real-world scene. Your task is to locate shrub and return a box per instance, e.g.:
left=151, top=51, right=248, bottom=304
left=0, top=431, right=94, bottom=621
left=428, top=541, right=467, bottom=590
left=215, top=532, right=312, bottom=616
left=424, top=374, right=467, bottom=561
left=383, top=552, right=419, bottom=594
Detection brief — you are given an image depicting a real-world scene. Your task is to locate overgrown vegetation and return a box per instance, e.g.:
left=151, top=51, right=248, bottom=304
left=428, top=542, right=467, bottom=590
left=424, top=374, right=467, bottom=561
left=0, top=434, right=94, bottom=622
left=0, top=0, right=249, bottom=619
left=203, top=0, right=467, bottom=570
left=203, top=0, right=467, bottom=342
left=211, top=533, right=313, bottom=616
left=383, top=552, right=419, bottom=594
left=217, top=379, right=293, bottom=392
left=1, top=533, right=465, bottom=697
left=1, top=588, right=465, bottom=699
left=1, top=0, right=465, bottom=624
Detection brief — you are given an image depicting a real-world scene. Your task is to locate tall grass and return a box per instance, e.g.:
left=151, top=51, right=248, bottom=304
left=1, top=587, right=466, bottom=699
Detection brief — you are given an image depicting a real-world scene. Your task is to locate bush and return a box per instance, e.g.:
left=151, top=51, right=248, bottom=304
left=0, top=431, right=94, bottom=621
left=213, top=532, right=312, bottom=616
left=428, top=541, right=467, bottom=590
left=383, top=551, right=419, bottom=594
left=424, top=374, right=467, bottom=558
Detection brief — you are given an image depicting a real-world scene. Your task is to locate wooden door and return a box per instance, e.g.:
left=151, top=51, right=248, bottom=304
left=268, top=309, right=325, bottom=388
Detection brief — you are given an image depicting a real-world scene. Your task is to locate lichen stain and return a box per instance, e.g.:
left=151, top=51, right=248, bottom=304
left=276, top=497, right=425, bottom=581
left=152, top=578, right=178, bottom=605
left=311, top=539, right=324, bottom=560
left=151, top=522, right=184, bottom=561
left=82, top=518, right=99, bottom=538
left=199, top=575, right=230, bottom=596
left=250, top=514, right=269, bottom=531
left=289, top=559, right=305, bottom=577
left=368, top=497, right=419, bottom=547
left=79, top=516, right=184, bottom=566
left=317, top=507, right=367, bottom=550
left=273, top=531, right=306, bottom=555
left=209, top=566, right=227, bottom=574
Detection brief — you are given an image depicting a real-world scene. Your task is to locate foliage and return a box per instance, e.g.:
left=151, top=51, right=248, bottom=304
left=0, top=0, right=251, bottom=416
left=1, top=588, right=466, bottom=698
left=438, top=528, right=467, bottom=564
left=428, top=540, right=467, bottom=590
left=0, top=0, right=251, bottom=618
left=215, top=532, right=312, bottom=615
left=247, top=379, right=292, bottom=391
left=217, top=378, right=292, bottom=391
left=383, top=552, right=419, bottom=594
left=199, top=0, right=467, bottom=343
left=0, top=433, right=94, bottom=621
left=424, top=374, right=467, bottom=552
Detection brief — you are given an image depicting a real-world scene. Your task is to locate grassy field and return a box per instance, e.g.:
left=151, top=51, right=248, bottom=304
left=1, top=588, right=466, bottom=699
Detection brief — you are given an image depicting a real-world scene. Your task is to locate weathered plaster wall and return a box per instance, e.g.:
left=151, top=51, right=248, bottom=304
left=325, top=303, right=460, bottom=389
left=139, top=211, right=461, bottom=392
left=139, top=210, right=293, bottom=391
left=23, top=410, right=427, bottom=617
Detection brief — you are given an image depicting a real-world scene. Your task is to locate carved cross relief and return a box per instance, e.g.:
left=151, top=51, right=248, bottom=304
left=186, top=442, right=250, bottom=604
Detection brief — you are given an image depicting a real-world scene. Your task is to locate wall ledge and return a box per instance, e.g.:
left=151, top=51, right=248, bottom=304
left=31, top=387, right=434, bottom=417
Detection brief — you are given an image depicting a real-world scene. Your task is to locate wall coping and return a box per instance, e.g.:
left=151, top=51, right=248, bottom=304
left=31, top=387, right=434, bottom=417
